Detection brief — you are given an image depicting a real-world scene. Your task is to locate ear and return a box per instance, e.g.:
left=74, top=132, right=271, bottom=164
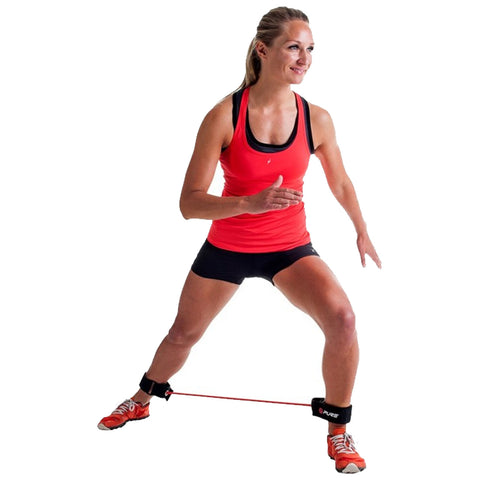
left=255, top=41, right=268, bottom=60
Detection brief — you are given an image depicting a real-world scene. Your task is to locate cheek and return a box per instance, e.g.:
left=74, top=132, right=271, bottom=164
left=267, top=49, right=297, bottom=69
left=279, top=51, right=296, bottom=65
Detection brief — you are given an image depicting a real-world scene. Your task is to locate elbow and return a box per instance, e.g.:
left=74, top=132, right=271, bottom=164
left=179, top=190, right=192, bottom=219
left=179, top=198, right=192, bottom=220
left=180, top=190, right=202, bottom=220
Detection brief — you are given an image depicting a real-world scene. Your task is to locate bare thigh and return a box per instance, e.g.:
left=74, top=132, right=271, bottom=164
left=273, top=256, right=354, bottom=334
left=169, top=270, right=240, bottom=343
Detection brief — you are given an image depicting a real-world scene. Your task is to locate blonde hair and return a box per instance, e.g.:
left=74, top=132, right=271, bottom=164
left=239, top=6, right=309, bottom=90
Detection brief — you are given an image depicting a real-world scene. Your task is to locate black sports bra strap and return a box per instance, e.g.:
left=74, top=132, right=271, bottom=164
left=301, top=97, right=315, bottom=155
left=232, top=88, right=245, bottom=130
left=229, top=88, right=314, bottom=155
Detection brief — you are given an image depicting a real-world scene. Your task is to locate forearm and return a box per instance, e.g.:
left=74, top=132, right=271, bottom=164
left=180, top=191, right=250, bottom=220
left=332, top=179, right=367, bottom=235
left=331, top=178, right=382, bottom=268
left=180, top=175, right=302, bottom=220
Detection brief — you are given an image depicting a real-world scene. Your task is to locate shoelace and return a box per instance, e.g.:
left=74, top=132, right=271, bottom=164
left=330, top=432, right=358, bottom=455
left=112, top=399, right=137, bottom=415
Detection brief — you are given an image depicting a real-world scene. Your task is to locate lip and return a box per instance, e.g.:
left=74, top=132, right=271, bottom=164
left=290, top=67, right=307, bottom=75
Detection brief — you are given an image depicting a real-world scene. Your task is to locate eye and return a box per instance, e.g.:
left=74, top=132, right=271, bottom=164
left=288, top=44, right=314, bottom=53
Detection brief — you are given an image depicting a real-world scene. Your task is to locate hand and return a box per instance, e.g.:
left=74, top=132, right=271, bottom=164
left=246, top=175, right=303, bottom=214
left=357, top=231, right=382, bottom=268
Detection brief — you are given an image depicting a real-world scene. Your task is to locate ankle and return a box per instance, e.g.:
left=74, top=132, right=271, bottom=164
left=328, top=423, right=346, bottom=435
left=131, top=390, right=151, bottom=406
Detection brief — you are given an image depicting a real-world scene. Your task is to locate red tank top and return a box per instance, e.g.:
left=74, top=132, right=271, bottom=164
left=207, top=87, right=315, bottom=253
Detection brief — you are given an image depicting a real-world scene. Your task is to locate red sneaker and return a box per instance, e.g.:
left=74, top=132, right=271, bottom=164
left=97, top=399, right=149, bottom=430
left=327, top=428, right=366, bottom=474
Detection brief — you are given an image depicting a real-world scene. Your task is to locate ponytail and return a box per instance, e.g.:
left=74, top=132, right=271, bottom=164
left=240, top=38, right=262, bottom=90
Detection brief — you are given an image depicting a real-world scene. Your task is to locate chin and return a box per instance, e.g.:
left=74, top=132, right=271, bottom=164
left=286, top=72, right=307, bottom=85
left=289, top=77, right=305, bottom=85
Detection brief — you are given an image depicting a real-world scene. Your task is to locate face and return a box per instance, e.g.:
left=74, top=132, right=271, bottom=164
left=257, top=20, right=314, bottom=85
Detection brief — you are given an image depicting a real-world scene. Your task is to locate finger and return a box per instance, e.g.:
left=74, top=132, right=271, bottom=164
left=271, top=193, right=302, bottom=208
left=274, top=193, right=302, bottom=203
left=356, top=238, right=366, bottom=267
left=285, top=189, right=303, bottom=198
left=272, top=175, right=283, bottom=189
left=370, top=250, right=382, bottom=269
left=274, top=189, right=303, bottom=200
left=273, top=192, right=302, bottom=205
left=271, top=199, right=299, bottom=209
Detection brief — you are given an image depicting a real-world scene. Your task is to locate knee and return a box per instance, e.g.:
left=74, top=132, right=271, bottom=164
left=325, top=307, right=357, bottom=346
left=166, top=321, right=203, bottom=348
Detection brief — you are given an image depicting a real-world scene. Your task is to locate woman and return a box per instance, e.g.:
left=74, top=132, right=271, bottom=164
left=98, top=7, right=381, bottom=475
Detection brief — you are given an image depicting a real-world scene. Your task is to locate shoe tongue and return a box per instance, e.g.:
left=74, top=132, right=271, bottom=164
left=332, top=427, right=347, bottom=436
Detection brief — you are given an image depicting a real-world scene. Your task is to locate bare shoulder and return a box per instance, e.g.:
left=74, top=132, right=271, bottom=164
left=311, top=101, right=335, bottom=132
left=309, top=103, right=333, bottom=125
left=202, top=95, right=232, bottom=128
left=196, top=95, right=233, bottom=149
left=306, top=102, right=336, bottom=151
left=191, top=95, right=234, bottom=156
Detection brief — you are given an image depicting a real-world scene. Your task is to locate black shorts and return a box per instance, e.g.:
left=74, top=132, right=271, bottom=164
left=191, top=240, right=319, bottom=285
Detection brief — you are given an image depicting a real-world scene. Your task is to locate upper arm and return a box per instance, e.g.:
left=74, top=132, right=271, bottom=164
left=181, top=97, right=233, bottom=198
left=310, top=104, right=349, bottom=194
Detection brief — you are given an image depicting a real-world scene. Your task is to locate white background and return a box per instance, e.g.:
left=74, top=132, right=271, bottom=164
left=1, top=1, right=479, bottom=478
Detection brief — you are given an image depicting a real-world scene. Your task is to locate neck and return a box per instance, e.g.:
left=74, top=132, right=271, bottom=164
left=248, top=79, right=293, bottom=108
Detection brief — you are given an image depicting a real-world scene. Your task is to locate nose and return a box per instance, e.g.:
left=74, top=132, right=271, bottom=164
left=297, top=49, right=308, bottom=65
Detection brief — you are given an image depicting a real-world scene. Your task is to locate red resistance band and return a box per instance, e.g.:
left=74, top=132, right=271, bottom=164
left=167, top=391, right=310, bottom=408
left=167, top=391, right=352, bottom=424
left=139, top=375, right=352, bottom=423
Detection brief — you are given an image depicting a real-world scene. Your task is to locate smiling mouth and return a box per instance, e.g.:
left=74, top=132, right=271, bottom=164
left=290, top=67, right=306, bottom=75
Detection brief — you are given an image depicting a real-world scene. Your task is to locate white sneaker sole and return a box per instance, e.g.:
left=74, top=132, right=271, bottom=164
left=339, top=463, right=364, bottom=474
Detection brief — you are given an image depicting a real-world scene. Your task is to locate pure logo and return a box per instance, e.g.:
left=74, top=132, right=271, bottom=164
left=318, top=407, right=339, bottom=419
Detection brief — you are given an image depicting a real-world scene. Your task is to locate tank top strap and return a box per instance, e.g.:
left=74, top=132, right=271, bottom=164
left=230, top=87, right=314, bottom=154
left=235, top=87, right=249, bottom=129
left=295, top=92, right=315, bottom=155
left=231, top=88, right=246, bottom=130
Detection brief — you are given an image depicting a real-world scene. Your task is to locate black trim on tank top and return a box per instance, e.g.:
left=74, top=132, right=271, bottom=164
left=226, top=88, right=314, bottom=155
left=302, top=97, right=315, bottom=155
left=232, top=88, right=244, bottom=130
left=246, top=109, right=298, bottom=153
left=221, top=89, right=244, bottom=153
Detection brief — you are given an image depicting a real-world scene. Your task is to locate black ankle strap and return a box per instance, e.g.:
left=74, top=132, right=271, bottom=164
left=139, top=374, right=173, bottom=400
